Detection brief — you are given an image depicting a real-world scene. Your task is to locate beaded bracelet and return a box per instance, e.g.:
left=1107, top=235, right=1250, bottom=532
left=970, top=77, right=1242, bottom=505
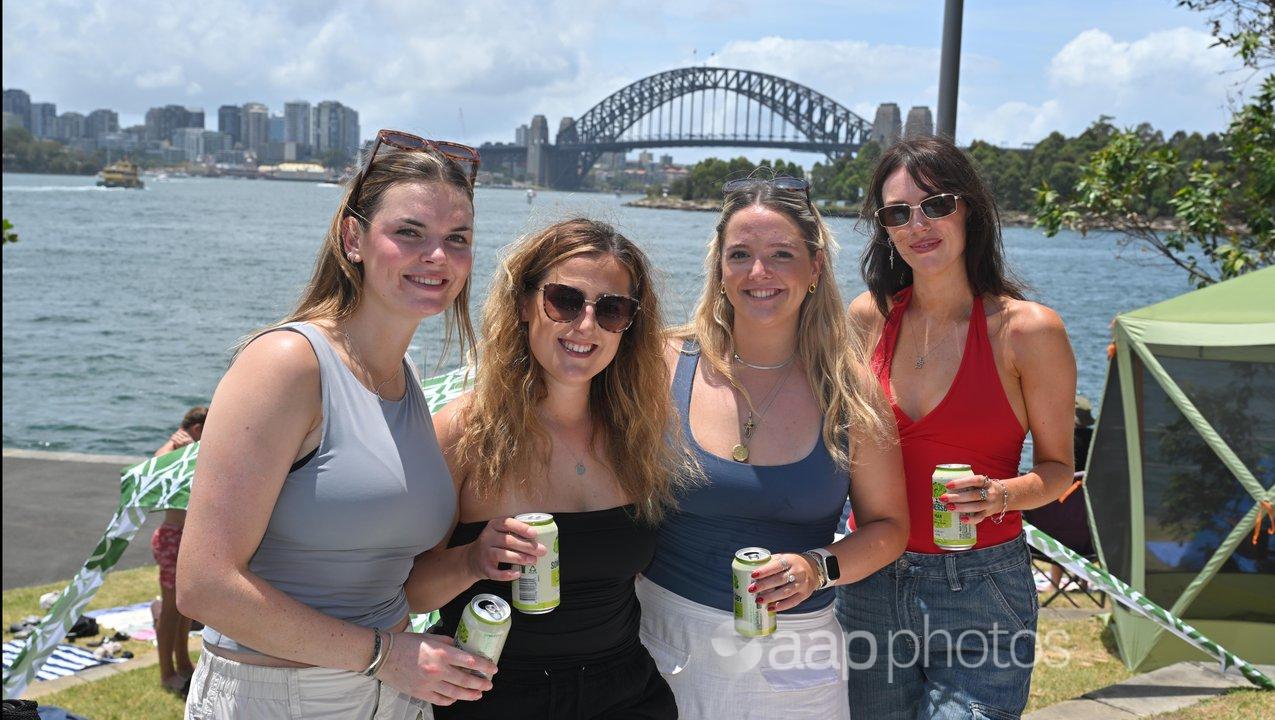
left=991, top=479, right=1010, bottom=524
left=361, top=627, right=384, bottom=677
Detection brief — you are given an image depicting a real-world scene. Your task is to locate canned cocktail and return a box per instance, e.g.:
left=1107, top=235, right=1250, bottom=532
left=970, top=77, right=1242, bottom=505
left=933, top=463, right=977, bottom=551
left=512, top=512, right=560, bottom=614
left=455, top=593, right=511, bottom=677
left=732, top=547, right=777, bottom=637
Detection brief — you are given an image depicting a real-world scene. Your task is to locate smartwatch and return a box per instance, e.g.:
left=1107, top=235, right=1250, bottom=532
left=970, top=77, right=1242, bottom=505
left=808, top=548, right=841, bottom=590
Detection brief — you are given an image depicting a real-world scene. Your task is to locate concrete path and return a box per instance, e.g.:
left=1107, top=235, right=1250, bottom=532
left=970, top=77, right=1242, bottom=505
left=3, top=448, right=164, bottom=590
left=1025, top=661, right=1275, bottom=719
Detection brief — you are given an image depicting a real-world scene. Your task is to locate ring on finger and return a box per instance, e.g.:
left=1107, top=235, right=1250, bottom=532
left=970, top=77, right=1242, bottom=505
left=785, top=572, right=796, bottom=584
left=779, top=557, right=790, bottom=571
left=979, top=486, right=989, bottom=502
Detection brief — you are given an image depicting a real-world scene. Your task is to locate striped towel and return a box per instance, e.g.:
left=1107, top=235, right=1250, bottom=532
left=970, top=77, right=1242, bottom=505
left=2, top=641, right=124, bottom=682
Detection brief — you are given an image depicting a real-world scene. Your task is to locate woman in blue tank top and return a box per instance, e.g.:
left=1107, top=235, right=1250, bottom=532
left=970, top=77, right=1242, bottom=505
left=178, top=132, right=497, bottom=718
left=638, top=177, right=910, bottom=719
left=407, top=218, right=693, bottom=719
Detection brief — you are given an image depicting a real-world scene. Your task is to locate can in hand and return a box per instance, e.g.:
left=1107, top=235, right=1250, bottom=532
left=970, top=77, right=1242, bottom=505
left=455, top=593, right=512, bottom=678
left=933, top=463, right=977, bottom=551
left=732, top=547, right=777, bottom=637
left=512, top=512, right=560, bottom=614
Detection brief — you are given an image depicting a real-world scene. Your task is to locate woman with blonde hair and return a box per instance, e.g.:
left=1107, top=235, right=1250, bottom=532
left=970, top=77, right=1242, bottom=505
left=178, top=131, right=496, bottom=718
left=408, top=218, right=687, bottom=719
left=638, top=177, right=909, bottom=718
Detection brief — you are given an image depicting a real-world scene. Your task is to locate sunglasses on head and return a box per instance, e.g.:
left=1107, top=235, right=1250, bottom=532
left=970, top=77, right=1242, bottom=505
left=346, top=129, right=481, bottom=216
left=722, top=176, right=811, bottom=200
left=540, top=283, right=641, bottom=333
left=875, top=193, right=961, bottom=228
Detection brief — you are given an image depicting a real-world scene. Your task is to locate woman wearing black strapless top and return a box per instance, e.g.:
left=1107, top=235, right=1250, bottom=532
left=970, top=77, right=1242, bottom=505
left=406, top=218, right=692, bottom=719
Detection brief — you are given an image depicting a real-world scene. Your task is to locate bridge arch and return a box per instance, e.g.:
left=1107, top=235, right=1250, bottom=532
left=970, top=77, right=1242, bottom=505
left=552, top=67, right=873, bottom=186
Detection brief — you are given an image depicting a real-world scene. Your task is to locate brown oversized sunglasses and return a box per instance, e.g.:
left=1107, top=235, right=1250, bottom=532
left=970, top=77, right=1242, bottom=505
left=540, top=283, right=641, bottom=333
left=346, top=129, right=480, bottom=215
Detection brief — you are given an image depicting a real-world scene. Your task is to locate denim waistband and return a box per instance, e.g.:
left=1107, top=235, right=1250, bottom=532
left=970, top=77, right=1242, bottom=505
left=884, top=534, right=1028, bottom=579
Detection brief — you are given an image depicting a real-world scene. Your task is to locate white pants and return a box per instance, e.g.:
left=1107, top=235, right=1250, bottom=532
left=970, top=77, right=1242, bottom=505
left=636, top=575, right=851, bottom=720
left=185, top=650, right=431, bottom=720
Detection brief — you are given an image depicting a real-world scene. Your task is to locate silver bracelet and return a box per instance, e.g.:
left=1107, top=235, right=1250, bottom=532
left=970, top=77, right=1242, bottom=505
left=802, top=551, right=828, bottom=589
left=370, top=631, right=394, bottom=678
left=360, top=627, right=384, bottom=677
left=991, top=479, right=1010, bottom=524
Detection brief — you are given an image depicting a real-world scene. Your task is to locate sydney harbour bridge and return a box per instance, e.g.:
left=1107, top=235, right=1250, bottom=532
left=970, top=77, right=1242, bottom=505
left=478, top=67, right=902, bottom=190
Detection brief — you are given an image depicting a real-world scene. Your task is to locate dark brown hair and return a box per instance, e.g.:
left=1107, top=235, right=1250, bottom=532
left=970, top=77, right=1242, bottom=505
left=180, top=406, right=208, bottom=430
left=859, top=136, right=1027, bottom=316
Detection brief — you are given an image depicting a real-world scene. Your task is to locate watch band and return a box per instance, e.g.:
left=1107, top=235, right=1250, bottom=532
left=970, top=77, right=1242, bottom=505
left=809, top=548, right=839, bottom=590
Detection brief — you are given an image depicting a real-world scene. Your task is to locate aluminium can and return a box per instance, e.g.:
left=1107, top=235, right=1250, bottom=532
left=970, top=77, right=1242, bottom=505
left=512, top=512, right=560, bottom=614
left=455, top=593, right=511, bottom=677
left=732, top=547, right=777, bottom=637
left=932, top=463, right=977, bottom=551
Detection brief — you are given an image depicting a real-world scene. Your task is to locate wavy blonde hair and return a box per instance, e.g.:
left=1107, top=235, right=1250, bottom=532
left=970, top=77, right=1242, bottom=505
left=673, top=184, right=891, bottom=469
left=453, top=218, right=691, bottom=524
left=240, top=148, right=477, bottom=361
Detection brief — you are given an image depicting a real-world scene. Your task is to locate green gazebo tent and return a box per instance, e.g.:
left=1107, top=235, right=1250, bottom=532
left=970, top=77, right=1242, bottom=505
left=1086, top=266, right=1275, bottom=672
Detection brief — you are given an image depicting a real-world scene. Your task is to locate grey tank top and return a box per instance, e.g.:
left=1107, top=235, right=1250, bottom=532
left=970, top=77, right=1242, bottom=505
left=202, top=322, right=457, bottom=657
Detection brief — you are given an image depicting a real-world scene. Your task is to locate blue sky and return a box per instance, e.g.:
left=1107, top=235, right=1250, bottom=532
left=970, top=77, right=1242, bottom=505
left=2, top=0, right=1257, bottom=166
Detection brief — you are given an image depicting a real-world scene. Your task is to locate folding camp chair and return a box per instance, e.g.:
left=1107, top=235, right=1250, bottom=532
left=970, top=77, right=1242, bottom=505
left=1024, top=472, right=1106, bottom=608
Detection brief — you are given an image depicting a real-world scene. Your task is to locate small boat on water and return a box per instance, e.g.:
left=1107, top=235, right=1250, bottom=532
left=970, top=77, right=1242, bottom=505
left=97, top=160, right=144, bottom=189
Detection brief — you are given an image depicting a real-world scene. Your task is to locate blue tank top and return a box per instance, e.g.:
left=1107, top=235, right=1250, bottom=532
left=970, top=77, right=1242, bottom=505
left=202, top=322, right=457, bottom=656
left=644, top=342, right=847, bottom=613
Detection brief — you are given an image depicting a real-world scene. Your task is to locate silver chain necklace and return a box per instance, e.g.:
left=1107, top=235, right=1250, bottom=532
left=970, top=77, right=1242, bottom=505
left=907, top=312, right=961, bottom=370
left=338, top=329, right=401, bottom=402
left=732, top=351, right=796, bottom=371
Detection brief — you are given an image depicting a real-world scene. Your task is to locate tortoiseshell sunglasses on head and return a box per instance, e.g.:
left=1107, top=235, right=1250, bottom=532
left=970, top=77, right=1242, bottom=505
left=346, top=129, right=480, bottom=216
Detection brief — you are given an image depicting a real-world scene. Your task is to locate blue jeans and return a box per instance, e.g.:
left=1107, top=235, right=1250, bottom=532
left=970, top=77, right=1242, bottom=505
left=835, top=536, right=1038, bottom=720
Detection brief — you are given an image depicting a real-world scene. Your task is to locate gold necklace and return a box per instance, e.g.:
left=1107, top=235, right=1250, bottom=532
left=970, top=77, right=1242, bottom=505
left=731, top=362, right=794, bottom=463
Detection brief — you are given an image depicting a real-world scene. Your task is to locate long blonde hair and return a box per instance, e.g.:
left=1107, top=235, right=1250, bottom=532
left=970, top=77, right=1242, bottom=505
left=241, top=148, right=477, bottom=361
left=454, top=218, right=690, bottom=524
left=674, top=184, right=891, bottom=469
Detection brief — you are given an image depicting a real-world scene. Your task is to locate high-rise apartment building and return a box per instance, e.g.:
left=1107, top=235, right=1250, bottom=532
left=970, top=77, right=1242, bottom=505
left=904, top=106, right=934, bottom=139
left=284, top=101, right=311, bottom=147
left=86, top=109, right=119, bottom=139
left=268, top=114, right=285, bottom=143
left=218, top=105, right=243, bottom=146
left=56, top=112, right=86, bottom=141
left=241, top=102, right=270, bottom=156
left=2, top=89, right=31, bottom=131
left=30, top=102, right=57, bottom=139
left=515, top=124, right=529, bottom=145
left=145, top=104, right=203, bottom=143
left=870, top=103, right=902, bottom=148
left=313, top=100, right=360, bottom=161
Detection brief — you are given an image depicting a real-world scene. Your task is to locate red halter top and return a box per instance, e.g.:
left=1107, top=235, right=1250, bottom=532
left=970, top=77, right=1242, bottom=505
left=871, top=287, right=1026, bottom=553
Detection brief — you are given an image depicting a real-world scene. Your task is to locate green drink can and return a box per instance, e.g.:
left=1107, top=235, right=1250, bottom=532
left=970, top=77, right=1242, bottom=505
left=933, top=463, right=977, bottom=551
left=732, top=547, right=776, bottom=637
left=512, top=512, right=560, bottom=614
left=455, top=593, right=511, bottom=677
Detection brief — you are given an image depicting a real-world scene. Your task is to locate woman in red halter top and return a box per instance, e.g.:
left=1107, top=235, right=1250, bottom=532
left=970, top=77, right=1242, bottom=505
left=836, top=136, right=1077, bottom=720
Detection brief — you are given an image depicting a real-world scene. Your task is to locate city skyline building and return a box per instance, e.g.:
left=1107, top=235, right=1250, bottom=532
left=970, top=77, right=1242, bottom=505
left=241, top=102, right=269, bottom=156
left=313, top=100, right=359, bottom=161
left=85, top=109, right=119, bottom=139
left=284, top=100, right=312, bottom=147
left=144, top=104, right=204, bottom=144
left=515, top=123, right=529, bottom=145
left=3, top=88, right=31, bottom=131
left=268, top=114, right=285, bottom=143
left=218, top=104, right=242, bottom=146
left=30, top=102, right=57, bottom=139
left=55, top=111, right=85, bottom=141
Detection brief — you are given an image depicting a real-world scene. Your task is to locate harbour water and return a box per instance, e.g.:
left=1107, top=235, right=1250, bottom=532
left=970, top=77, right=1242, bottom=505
left=2, top=172, right=1193, bottom=456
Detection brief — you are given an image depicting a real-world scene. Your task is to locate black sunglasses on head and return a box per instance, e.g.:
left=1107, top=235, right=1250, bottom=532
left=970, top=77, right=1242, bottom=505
left=875, top=193, right=961, bottom=228
left=540, top=283, right=640, bottom=333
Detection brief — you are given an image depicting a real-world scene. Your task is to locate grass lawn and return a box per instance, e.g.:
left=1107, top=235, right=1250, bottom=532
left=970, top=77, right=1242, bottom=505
left=1026, top=613, right=1134, bottom=712
left=1148, top=688, right=1275, bottom=719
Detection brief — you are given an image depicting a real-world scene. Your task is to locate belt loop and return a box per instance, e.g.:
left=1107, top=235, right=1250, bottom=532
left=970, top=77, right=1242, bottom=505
left=945, top=554, right=961, bottom=592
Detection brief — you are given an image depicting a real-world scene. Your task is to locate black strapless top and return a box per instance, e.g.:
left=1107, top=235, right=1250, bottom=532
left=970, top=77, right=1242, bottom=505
left=436, top=505, right=655, bottom=670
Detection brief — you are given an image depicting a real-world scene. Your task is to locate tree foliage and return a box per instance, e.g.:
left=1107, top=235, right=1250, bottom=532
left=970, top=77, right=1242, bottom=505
left=2, top=127, right=104, bottom=175
left=1178, top=0, right=1275, bottom=69
left=668, top=156, right=806, bottom=200
left=2, top=218, right=17, bottom=246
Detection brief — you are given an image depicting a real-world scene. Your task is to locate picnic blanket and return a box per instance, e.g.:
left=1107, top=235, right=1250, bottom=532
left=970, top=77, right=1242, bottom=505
left=2, top=641, right=122, bottom=682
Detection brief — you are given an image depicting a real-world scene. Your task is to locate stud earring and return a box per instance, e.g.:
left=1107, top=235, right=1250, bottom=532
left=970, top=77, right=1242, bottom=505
left=347, top=251, right=360, bottom=263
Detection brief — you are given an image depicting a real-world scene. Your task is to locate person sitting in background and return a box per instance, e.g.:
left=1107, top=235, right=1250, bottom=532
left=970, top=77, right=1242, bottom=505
left=151, top=406, right=206, bottom=694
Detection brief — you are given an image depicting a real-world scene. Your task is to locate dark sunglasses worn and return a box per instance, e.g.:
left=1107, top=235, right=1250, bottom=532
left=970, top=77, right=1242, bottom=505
left=722, top=176, right=811, bottom=200
left=540, top=283, right=641, bottom=333
left=875, top=193, right=961, bottom=228
left=346, top=129, right=481, bottom=216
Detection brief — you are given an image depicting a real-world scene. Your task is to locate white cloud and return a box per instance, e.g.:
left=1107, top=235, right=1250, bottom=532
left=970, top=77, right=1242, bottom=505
left=135, top=66, right=185, bottom=90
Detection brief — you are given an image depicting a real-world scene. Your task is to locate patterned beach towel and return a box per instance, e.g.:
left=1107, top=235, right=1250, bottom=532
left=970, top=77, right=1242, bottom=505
left=1, top=641, right=122, bottom=682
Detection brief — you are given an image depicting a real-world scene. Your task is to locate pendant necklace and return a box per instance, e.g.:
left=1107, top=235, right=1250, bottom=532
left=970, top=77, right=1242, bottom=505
left=731, top=361, right=795, bottom=463
left=908, top=311, right=960, bottom=370
left=339, top=329, right=401, bottom=401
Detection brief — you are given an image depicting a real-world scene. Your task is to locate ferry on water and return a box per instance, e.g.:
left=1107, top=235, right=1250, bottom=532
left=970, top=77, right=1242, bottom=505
left=97, top=161, right=144, bottom=189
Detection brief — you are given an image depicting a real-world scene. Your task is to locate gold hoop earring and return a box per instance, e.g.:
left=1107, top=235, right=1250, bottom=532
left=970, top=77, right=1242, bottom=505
left=808, top=282, right=817, bottom=294
left=720, top=285, right=726, bottom=295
